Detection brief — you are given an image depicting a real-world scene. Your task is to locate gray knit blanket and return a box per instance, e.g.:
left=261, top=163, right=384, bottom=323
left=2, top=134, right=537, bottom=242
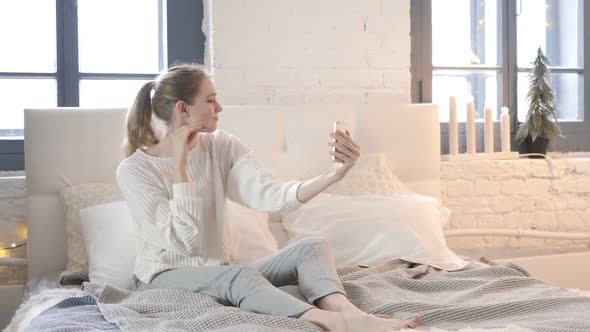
left=80, top=260, right=590, bottom=332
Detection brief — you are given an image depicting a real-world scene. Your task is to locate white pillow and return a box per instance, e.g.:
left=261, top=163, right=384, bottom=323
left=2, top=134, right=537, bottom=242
left=225, top=198, right=278, bottom=264
left=325, top=153, right=414, bottom=196
left=79, top=200, right=136, bottom=290
left=269, top=153, right=412, bottom=228
left=77, top=197, right=277, bottom=289
left=60, top=183, right=123, bottom=276
left=282, top=193, right=468, bottom=270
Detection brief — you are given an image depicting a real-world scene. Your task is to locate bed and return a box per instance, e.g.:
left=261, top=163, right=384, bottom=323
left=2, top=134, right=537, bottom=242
left=5, top=104, right=590, bottom=332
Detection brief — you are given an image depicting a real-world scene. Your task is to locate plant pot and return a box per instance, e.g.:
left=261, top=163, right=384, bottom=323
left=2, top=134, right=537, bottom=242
left=518, top=136, right=549, bottom=158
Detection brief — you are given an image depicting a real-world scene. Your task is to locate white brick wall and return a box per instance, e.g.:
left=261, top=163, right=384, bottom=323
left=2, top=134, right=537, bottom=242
left=206, top=0, right=411, bottom=105
left=442, top=157, right=590, bottom=259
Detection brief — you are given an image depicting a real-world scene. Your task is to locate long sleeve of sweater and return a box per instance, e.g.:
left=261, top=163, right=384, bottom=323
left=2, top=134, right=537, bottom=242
left=217, top=131, right=304, bottom=214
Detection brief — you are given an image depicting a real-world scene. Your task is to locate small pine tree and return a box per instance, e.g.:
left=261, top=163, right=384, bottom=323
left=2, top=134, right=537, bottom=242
left=516, top=47, right=561, bottom=143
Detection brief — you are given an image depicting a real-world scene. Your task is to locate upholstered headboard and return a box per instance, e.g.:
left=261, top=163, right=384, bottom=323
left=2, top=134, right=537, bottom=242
left=24, top=104, right=440, bottom=280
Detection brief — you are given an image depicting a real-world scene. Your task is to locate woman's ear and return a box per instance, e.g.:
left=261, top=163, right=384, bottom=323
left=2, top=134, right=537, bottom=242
left=174, top=100, right=189, bottom=125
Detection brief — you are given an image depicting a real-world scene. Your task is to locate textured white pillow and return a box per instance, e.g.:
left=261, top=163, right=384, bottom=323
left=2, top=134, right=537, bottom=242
left=325, top=153, right=413, bottom=196
left=282, top=193, right=468, bottom=270
left=79, top=201, right=136, bottom=290
left=225, top=198, right=278, bottom=264
left=269, top=153, right=412, bottom=229
left=59, top=183, right=122, bottom=275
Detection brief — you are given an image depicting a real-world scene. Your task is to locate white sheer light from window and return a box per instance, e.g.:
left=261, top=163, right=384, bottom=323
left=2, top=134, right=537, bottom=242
left=77, top=0, right=160, bottom=73
left=432, top=0, right=501, bottom=121
left=432, top=0, right=500, bottom=66
left=433, top=71, right=499, bottom=122
left=517, top=0, right=583, bottom=68
left=0, top=1, right=56, bottom=72
left=79, top=80, right=150, bottom=108
left=516, top=0, right=584, bottom=121
left=0, top=79, right=57, bottom=133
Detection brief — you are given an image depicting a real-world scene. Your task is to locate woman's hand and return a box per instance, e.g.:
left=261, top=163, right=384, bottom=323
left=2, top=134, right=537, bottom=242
left=286, top=129, right=361, bottom=203
left=170, top=123, right=204, bottom=180
left=328, top=129, right=360, bottom=180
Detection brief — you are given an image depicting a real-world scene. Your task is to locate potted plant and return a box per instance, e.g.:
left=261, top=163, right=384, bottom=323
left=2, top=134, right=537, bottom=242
left=516, top=47, right=562, bottom=158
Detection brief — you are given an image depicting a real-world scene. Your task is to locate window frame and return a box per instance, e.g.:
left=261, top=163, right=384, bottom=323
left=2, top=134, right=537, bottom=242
left=0, top=0, right=206, bottom=170
left=411, top=0, right=590, bottom=153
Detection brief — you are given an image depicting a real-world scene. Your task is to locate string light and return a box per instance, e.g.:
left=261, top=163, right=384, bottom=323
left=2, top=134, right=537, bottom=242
left=0, top=241, right=26, bottom=251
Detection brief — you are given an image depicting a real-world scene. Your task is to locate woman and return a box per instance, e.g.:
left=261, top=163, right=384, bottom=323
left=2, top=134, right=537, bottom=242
left=116, top=64, right=420, bottom=331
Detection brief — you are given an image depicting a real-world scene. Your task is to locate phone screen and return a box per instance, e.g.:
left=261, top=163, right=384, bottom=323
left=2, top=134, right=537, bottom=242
left=332, top=120, right=348, bottom=163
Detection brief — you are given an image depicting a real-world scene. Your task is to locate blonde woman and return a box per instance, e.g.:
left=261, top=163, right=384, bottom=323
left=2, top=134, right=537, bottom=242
left=116, top=64, right=420, bottom=332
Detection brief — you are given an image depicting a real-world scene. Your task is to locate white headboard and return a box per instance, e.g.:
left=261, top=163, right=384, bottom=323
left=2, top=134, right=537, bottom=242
left=24, top=104, right=440, bottom=280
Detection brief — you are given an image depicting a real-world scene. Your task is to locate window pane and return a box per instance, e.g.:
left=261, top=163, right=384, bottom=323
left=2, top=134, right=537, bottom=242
left=433, top=70, right=500, bottom=122
left=0, top=1, right=56, bottom=73
left=432, top=0, right=501, bottom=66
left=79, top=80, right=150, bottom=108
left=77, top=0, right=160, bottom=73
left=517, top=0, right=583, bottom=68
left=517, top=72, right=584, bottom=122
left=0, top=79, right=57, bottom=135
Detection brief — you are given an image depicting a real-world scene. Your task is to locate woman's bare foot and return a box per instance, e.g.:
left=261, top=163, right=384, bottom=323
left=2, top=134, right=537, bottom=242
left=315, top=293, right=421, bottom=330
left=342, top=312, right=420, bottom=331
left=371, top=313, right=420, bottom=324
left=300, top=309, right=420, bottom=332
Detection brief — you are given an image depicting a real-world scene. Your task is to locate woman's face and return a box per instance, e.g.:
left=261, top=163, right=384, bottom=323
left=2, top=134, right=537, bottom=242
left=183, top=77, right=222, bottom=132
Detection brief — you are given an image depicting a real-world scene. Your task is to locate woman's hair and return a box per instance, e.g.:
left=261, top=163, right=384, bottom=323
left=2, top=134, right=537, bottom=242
left=122, top=64, right=209, bottom=157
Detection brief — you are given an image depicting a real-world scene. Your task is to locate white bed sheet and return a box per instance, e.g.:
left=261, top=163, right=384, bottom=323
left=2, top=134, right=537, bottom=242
left=6, top=276, right=589, bottom=332
left=4, top=273, right=88, bottom=332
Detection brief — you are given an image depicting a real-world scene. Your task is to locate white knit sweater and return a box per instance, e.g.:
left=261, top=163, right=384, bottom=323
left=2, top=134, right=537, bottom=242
left=116, top=130, right=304, bottom=284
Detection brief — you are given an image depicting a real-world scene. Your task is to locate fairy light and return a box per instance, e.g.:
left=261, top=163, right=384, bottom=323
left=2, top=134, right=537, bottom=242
left=0, top=241, right=26, bottom=260
left=0, top=241, right=26, bottom=251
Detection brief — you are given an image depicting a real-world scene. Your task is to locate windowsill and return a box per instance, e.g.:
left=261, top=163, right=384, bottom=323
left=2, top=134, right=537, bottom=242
left=439, top=120, right=585, bottom=124
left=548, top=151, right=590, bottom=159
left=442, top=151, right=590, bottom=162
left=0, top=137, right=24, bottom=140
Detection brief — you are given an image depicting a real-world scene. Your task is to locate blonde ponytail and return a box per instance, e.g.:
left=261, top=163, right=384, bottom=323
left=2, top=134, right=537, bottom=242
left=123, top=81, right=158, bottom=157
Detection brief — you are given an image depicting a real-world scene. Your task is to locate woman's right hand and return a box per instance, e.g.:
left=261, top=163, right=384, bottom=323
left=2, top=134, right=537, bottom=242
left=170, top=123, right=204, bottom=181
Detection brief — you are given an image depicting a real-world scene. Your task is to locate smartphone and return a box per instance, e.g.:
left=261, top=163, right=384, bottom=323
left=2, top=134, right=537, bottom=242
left=332, top=120, right=349, bottom=163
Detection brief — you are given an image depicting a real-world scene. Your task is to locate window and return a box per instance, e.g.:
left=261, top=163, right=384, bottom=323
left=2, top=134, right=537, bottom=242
left=412, top=0, right=589, bottom=152
left=0, top=1, right=58, bottom=137
left=516, top=0, right=584, bottom=122
left=77, top=0, right=164, bottom=107
left=432, top=0, right=502, bottom=122
left=0, top=0, right=163, bottom=139
left=0, top=0, right=205, bottom=170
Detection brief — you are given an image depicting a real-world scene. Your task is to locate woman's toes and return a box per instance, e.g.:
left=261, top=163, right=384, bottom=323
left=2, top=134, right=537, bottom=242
left=372, top=313, right=391, bottom=319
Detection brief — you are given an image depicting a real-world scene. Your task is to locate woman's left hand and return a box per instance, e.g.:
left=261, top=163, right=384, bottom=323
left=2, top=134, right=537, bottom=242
left=328, top=129, right=361, bottom=180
